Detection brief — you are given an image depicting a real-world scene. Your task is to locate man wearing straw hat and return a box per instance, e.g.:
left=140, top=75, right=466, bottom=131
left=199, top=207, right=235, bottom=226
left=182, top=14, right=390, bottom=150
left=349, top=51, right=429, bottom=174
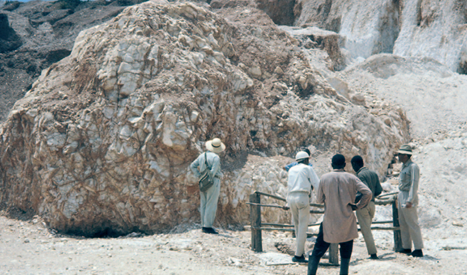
left=396, top=145, right=424, bottom=257
left=284, top=151, right=320, bottom=263
left=190, top=138, right=225, bottom=235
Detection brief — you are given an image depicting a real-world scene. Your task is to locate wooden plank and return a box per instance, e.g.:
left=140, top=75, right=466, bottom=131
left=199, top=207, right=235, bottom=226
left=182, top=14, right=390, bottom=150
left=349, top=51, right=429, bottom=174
left=374, top=199, right=395, bottom=205
left=255, top=191, right=286, bottom=202
left=392, top=199, right=402, bottom=252
left=250, top=193, right=262, bottom=252
left=310, top=211, right=325, bottom=214
left=246, top=202, right=284, bottom=209
left=329, top=243, right=339, bottom=265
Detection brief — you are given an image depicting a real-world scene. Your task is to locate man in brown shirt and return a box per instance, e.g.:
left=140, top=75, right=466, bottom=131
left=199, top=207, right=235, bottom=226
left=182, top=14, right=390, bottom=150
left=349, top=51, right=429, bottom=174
left=308, top=154, right=372, bottom=275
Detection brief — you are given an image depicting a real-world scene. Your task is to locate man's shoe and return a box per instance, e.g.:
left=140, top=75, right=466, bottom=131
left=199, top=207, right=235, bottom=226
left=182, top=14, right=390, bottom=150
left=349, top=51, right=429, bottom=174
left=397, top=248, right=412, bottom=255
left=202, top=227, right=209, bottom=233
left=369, top=254, right=378, bottom=260
left=292, top=255, right=308, bottom=263
left=411, top=249, right=424, bottom=257
left=204, top=227, right=218, bottom=234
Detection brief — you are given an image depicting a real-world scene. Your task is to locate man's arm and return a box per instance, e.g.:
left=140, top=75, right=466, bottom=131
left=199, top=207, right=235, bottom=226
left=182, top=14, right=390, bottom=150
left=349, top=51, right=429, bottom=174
left=190, top=155, right=201, bottom=178
left=374, top=174, right=383, bottom=197
left=284, top=162, right=297, bottom=172
left=355, top=178, right=372, bottom=210
left=308, top=167, right=320, bottom=192
left=406, top=164, right=420, bottom=206
left=316, top=180, right=325, bottom=204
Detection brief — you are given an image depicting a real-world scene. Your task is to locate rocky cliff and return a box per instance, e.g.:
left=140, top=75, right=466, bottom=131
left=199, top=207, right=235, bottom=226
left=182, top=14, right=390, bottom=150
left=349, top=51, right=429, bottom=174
left=295, top=0, right=467, bottom=73
left=0, top=1, right=408, bottom=236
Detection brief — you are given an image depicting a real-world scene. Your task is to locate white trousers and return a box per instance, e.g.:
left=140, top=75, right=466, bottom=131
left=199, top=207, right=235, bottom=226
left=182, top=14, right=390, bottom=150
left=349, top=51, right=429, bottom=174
left=288, top=192, right=310, bottom=256
left=200, top=178, right=220, bottom=228
left=356, top=201, right=377, bottom=255
left=398, top=205, right=424, bottom=250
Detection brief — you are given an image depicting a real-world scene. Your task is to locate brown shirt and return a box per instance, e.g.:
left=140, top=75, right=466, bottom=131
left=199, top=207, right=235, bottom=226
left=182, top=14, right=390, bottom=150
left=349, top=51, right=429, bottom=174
left=317, top=169, right=372, bottom=243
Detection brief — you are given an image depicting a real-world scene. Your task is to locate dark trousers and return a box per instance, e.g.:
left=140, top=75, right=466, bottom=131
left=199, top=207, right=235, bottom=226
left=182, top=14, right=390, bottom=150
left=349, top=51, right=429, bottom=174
left=311, top=223, right=354, bottom=259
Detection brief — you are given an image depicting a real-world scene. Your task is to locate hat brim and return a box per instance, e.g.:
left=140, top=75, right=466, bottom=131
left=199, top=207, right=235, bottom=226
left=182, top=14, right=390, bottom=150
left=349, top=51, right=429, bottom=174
left=206, top=140, right=226, bottom=153
left=396, top=150, right=413, bottom=155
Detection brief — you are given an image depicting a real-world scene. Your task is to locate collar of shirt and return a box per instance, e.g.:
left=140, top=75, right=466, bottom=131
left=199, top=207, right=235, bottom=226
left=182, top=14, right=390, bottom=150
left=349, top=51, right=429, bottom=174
left=402, top=160, right=413, bottom=169
left=357, top=166, right=367, bottom=175
left=333, top=169, right=346, bottom=172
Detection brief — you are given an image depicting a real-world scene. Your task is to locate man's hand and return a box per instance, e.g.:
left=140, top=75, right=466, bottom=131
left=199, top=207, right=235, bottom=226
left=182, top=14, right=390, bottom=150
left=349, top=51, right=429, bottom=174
left=349, top=203, right=358, bottom=211
left=282, top=205, right=290, bottom=210
left=405, top=202, right=413, bottom=208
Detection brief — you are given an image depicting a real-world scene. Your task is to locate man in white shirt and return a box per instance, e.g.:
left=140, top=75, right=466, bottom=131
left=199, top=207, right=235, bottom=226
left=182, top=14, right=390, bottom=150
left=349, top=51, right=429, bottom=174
left=285, top=151, right=320, bottom=263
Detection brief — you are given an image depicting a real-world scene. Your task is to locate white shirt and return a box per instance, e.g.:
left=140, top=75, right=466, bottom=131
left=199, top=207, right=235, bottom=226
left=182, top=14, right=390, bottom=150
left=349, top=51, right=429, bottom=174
left=287, top=163, right=320, bottom=195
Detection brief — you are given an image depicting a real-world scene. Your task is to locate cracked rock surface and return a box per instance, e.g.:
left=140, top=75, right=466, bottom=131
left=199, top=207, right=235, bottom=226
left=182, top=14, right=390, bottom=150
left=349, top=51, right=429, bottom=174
left=0, top=1, right=408, bottom=236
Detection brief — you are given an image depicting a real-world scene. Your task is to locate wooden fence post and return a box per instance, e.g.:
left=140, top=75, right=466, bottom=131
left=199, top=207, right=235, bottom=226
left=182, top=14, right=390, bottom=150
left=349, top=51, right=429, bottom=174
left=329, top=243, right=339, bottom=265
left=250, top=192, right=262, bottom=252
left=392, top=199, right=402, bottom=252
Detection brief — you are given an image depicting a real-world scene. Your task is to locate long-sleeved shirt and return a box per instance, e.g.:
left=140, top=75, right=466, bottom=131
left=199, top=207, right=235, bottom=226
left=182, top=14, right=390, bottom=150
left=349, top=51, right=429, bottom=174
left=356, top=167, right=383, bottom=202
left=287, top=163, right=320, bottom=195
left=284, top=162, right=313, bottom=172
left=398, top=160, right=420, bottom=206
left=317, top=169, right=372, bottom=243
left=190, top=152, right=222, bottom=179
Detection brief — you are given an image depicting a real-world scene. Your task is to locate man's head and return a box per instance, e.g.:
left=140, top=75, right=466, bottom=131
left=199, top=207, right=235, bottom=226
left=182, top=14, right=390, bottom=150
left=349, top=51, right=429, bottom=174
left=331, top=154, right=346, bottom=170
left=296, top=151, right=310, bottom=165
left=396, top=144, right=412, bottom=164
left=351, top=155, right=364, bottom=173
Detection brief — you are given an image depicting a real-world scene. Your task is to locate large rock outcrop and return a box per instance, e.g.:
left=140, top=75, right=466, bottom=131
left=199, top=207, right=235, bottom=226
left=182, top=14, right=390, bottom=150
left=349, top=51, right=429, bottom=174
left=0, top=2, right=408, bottom=236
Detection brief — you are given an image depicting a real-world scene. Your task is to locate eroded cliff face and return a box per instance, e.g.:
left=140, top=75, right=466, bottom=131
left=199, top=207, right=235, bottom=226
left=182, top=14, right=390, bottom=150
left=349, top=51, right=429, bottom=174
left=0, top=2, right=408, bottom=236
left=295, top=0, right=467, bottom=73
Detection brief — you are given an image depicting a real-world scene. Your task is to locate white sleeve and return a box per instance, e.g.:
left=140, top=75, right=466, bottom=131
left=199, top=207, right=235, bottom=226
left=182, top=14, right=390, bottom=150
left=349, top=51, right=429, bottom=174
left=308, top=167, right=320, bottom=191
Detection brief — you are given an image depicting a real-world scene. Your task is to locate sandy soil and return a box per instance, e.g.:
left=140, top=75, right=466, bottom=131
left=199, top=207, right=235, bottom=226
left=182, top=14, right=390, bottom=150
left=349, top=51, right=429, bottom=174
left=1, top=214, right=467, bottom=275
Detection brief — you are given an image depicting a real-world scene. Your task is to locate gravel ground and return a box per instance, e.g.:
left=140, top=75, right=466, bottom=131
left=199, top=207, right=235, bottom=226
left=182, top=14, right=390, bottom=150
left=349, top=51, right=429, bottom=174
left=1, top=214, right=467, bottom=274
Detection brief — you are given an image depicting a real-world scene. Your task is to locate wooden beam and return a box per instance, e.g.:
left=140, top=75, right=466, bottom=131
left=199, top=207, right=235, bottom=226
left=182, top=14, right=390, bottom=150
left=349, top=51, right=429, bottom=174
left=329, top=243, right=339, bottom=265
left=250, top=193, right=262, bottom=252
left=392, top=200, right=402, bottom=252
left=255, top=191, right=286, bottom=202
left=246, top=202, right=284, bottom=209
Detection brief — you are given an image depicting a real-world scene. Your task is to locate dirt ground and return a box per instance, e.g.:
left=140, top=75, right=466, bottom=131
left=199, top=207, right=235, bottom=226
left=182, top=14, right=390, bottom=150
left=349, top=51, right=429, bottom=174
left=1, top=214, right=467, bottom=275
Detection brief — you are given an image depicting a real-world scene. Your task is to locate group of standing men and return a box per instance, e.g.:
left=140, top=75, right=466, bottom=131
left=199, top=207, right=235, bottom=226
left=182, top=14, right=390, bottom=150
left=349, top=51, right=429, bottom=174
left=284, top=145, right=424, bottom=275
left=190, top=139, right=424, bottom=274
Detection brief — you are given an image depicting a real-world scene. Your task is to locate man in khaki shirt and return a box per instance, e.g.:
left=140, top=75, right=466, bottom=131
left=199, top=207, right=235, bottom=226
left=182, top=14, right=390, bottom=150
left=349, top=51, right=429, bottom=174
left=308, top=154, right=372, bottom=275
left=396, top=145, right=424, bottom=257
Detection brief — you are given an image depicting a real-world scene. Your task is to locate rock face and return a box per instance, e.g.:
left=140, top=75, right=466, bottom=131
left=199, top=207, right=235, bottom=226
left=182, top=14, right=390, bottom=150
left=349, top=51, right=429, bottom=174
left=294, top=0, right=467, bottom=73
left=0, top=2, right=408, bottom=236
left=0, top=1, right=124, bottom=122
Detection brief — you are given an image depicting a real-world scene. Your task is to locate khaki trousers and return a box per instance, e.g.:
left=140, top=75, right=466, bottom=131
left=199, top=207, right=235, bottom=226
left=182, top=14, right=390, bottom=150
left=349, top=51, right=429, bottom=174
left=200, top=178, right=220, bottom=228
left=398, top=206, right=424, bottom=250
left=356, top=201, right=377, bottom=255
left=288, top=192, right=310, bottom=256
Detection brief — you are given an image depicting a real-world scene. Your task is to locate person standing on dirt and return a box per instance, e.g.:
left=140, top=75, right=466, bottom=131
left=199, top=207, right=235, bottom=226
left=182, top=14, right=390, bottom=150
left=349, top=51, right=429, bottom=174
left=283, top=148, right=313, bottom=171
left=190, top=138, right=225, bottom=235
left=308, top=154, right=372, bottom=275
left=396, top=145, right=424, bottom=257
left=351, top=155, right=383, bottom=260
left=284, top=151, right=320, bottom=263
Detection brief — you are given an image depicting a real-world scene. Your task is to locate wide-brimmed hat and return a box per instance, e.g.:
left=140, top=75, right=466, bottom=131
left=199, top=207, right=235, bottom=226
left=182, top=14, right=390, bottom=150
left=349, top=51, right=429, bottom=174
left=206, top=138, right=226, bottom=153
left=295, top=151, right=309, bottom=161
left=397, top=144, right=413, bottom=155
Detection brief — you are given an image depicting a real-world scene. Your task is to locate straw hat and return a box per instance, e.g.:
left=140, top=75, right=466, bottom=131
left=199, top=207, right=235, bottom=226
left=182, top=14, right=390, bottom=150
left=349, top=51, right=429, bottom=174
left=206, top=138, right=226, bottom=153
left=397, top=144, right=413, bottom=155
left=295, top=151, right=309, bottom=161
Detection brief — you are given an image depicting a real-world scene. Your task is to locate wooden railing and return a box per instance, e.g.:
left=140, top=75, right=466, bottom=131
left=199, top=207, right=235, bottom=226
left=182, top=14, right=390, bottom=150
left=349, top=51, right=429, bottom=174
left=247, top=191, right=401, bottom=266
